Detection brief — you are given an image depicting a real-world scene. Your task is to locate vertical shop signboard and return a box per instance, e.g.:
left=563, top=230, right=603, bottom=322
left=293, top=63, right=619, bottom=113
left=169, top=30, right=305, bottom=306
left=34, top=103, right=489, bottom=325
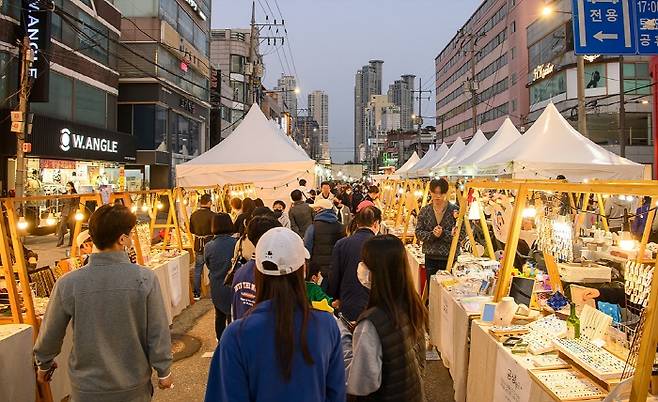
left=21, top=0, right=52, bottom=102
left=493, top=347, right=532, bottom=402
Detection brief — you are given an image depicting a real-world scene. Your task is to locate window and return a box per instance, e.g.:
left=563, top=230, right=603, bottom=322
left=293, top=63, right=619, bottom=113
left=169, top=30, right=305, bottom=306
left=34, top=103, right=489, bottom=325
left=194, top=25, right=208, bottom=57
left=171, top=113, right=201, bottom=156
left=511, top=99, right=517, bottom=112
left=511, top=73, right=517, bottom=85
left=511, top=47, right=516, bottom=60
left=230, top=55, right=246, bottom=74
left=160, top=0, right=178, bottom=27
left=528, top=24, right=568, bottom=72
left=155, top=106, right=168, bottom=150
left=78, top=11, right=109, bottom=65
left=118, top=104, right=133, bottom=134
left=584, top=64, right=605, bottom=89
left=178, top=9, right=194, bottom=43
left=134, top=105, right=156, bottom=149
left=511, top=21, right=516, bottom=33
left=114, top=0, right=158, bottom=16
left=75, top=81, right=106, bottom=128
left=231, top=80, right=247, bottom=103
left=624, top=63, right=651, bottom=95
left=530, top=71, right=566, bottom=104
left=30, top=72, right=73, bottom=121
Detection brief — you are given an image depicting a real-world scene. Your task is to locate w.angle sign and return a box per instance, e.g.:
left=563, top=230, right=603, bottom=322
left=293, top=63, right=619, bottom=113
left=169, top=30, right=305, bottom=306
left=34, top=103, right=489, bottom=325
left=572, top=0, right=658, bottom=55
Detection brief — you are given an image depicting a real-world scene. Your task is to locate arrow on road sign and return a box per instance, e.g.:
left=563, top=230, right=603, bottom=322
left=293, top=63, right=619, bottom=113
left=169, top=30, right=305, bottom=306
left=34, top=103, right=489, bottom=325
left=594, top=31, right=619, bottom=41
left=588, top=0, right=618, bottom=4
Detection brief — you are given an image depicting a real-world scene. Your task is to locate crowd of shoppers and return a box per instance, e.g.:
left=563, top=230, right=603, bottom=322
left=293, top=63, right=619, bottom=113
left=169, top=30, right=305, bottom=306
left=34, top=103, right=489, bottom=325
left=34, top=179, right=429, bottom=402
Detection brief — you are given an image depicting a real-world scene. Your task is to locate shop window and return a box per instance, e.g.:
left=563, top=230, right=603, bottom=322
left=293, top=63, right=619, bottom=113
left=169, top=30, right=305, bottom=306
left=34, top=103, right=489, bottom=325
left=155, top=106, right=168, bottom=151
left=171, top=113, right=200, bottom=156
left=624, top=79, right=652, bottom=95
left=75, top=81, right=106, bottom=128
left=117, top=104, right=133, bottom=134
left=114, top=0, right=158, bottom=16
left=584, top=64, right=605, bottom=89
left=30, top=72, right=73, bottom=121
left=530, top=71, right=566, bottom=104
left=135, top=105, right=156, bottom=150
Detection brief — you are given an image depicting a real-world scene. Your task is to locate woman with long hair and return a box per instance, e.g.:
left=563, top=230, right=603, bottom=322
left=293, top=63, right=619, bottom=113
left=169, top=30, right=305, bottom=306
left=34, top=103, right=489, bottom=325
left=56, top=181, right=78, bottom=247
left=234, top=197, right=256, bottom=236
left=205, top=227, right=345, bottom=402
left=347, top=234, right=428, bottom=401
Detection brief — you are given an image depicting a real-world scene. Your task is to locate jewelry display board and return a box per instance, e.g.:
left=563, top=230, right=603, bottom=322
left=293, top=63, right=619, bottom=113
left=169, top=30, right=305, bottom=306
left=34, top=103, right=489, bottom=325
left=529, top=368, right=608, bottom=401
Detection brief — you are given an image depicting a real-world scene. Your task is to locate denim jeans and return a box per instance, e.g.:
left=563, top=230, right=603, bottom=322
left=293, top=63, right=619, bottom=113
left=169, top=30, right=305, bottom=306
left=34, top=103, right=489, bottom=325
left=194, top=252, right=205, bottom=295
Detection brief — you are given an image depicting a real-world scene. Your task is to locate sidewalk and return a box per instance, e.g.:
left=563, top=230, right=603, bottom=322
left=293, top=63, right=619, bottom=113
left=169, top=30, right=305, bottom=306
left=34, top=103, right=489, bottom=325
left=153, top=300, right=455, bottom=402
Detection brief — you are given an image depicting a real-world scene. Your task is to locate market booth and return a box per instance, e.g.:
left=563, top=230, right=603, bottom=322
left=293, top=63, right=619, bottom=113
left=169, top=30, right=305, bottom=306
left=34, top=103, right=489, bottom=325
left=176, top=104, right=315, bottom=206
left=423, top=178, right=658, bottom=402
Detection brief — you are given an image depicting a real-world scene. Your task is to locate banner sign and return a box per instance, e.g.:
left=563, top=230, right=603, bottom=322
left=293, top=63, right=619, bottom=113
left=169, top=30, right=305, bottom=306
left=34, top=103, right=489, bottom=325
left=21, top=0, right=52, bottom=102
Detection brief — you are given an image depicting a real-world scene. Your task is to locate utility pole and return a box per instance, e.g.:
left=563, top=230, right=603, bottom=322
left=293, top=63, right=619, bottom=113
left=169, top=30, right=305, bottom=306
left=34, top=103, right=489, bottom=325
left=411, top=77, right=431, bottom=157
left=619, top=56, right=626, bottom=157
left=248, top=1, right=284, bottom=106
left=15, top=37, right=32, bottom=198
left=576, top=56, right=588, bottom=137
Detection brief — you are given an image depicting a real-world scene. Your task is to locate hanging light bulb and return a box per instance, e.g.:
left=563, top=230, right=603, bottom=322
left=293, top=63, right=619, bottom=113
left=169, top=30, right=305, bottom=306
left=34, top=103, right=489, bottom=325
left=183, top=198, right=189, bottom=206
left=17, top=216, right=28, bottom=231
left=74, top=211, right=84, bottom=221
left=130, top=205, right=138, bottom=213
left=46, top=213, right=57, bottom=226
left=141, top=204, right=149, bottom=212
left=468, top=202, right=481, bottom=220
left=156, top=201, right=164, bottom=210
left=522, top=206, right=537, bottom=219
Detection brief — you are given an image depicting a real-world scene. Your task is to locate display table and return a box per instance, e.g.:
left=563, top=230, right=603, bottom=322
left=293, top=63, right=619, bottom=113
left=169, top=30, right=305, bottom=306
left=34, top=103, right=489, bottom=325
left=0, top=324, right=35, bottom=402
left=405, top=244, right=424, bottom=294
left=149, top=251, right=191, bottom=325
left=428, top=276, right=490, bottom=402
left=466, top=322, right=564, bottom=402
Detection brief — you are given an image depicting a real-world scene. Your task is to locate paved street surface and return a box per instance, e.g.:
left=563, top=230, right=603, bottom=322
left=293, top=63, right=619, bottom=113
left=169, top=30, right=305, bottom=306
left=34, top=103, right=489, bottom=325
left=153, top=300, right=455, bottom=402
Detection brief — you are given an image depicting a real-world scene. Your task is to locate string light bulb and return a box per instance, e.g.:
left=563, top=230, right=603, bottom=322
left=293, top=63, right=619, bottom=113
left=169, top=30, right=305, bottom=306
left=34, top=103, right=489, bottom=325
left=17, top=216, right=28, bottom=231
left=156, top=201, right=164, bottom=210
left=522, top=206, right=537, bottom=219
left=74, top=211, right=84, bottom=221
left=130, top=205, right=138, bottom=213
left=141, top=204, right=149, bottom=212
left=46, top=213, right=56, bottom=226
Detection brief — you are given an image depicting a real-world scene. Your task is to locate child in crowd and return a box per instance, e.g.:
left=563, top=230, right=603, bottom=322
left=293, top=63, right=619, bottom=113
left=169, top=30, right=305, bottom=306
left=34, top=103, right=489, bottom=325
left=305, top=261, right=332, bottom=305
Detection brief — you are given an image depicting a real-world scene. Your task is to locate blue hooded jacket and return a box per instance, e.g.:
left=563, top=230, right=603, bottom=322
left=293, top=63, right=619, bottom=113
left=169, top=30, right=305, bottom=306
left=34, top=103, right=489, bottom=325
left=204, top=300, right=346, bottom=402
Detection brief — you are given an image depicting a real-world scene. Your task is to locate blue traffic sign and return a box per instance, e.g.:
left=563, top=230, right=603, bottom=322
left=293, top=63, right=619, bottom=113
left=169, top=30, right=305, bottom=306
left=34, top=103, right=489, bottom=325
left=572, top=0, right=658, bottom=55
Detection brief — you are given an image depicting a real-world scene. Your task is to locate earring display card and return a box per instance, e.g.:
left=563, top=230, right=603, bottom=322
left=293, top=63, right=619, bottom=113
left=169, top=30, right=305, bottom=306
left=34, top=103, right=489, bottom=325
left=530, top=368, right=607, bottom=401
left=553, top=338, right=628, bottom=380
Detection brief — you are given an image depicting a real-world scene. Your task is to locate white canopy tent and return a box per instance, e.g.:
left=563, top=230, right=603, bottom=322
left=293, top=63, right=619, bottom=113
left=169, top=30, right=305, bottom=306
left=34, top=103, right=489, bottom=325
left=478, top=103, right=645, bottom=181
left=430, top=137, right=466, bottom=175
left=404, top=145, right=435, bottom=178
left=455, top=118, right=521, bottom=176
left=396, top=151, right=421, bottom=175
left=407, top=143, right=450, bottom=178
left=176, top=104, right=316, bottom=204
left=445, top=130, right=488, bottom=175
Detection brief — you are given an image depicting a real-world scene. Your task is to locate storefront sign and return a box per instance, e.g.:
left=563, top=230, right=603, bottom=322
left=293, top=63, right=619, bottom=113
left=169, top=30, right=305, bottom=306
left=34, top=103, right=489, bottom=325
left=532, top=63, right=555, bottom=82
left=493, top=347, right=532, bottom=402
left=180, top=98, right=195, bottom=113
left=184, top=0, right=207, bottom=21
left=60, top=128, right=118, bottom=154
left=21, top=0, right=52, bottom=102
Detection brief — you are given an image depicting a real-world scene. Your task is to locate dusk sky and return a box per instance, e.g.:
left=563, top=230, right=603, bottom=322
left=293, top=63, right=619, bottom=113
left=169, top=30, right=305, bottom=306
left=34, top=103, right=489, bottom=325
left=212, top=0, right=482, bottom=162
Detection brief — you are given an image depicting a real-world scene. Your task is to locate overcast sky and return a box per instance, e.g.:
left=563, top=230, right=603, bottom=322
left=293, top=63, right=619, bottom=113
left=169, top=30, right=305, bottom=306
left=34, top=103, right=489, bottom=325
left=212, top=0, right=481, bottom=162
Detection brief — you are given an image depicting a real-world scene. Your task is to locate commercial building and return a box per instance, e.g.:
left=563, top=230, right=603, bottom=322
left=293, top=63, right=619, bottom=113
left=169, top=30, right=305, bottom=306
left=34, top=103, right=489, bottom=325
left=114, top=0, right=212, bottom=188
left=365, top=95, right=401, bottom=171
left=0, top=0, right=142, bottom=194
left=274, top=75, right=298, bottom=119
left=210, top=28, right=261, bottom=139
left=435, top=0, right=542, bottom=143
left=354, top=60, right=384, bottom=162
left=295, top=115, right=320, bottom=160
left=525, top=0, right=653, bottom=165
left=388, top=75, right=415, bottom=131
left=308, top=90, right=330, bottom=163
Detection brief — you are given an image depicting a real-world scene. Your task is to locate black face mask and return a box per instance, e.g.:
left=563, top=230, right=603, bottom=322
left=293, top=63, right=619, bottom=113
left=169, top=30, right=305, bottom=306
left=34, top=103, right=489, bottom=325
left=273, top=210, right=283, bottom=218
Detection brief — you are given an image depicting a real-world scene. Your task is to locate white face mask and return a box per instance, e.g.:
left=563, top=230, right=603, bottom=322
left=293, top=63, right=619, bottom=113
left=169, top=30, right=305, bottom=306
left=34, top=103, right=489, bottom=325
left=357, top=262, right=371, bottom=289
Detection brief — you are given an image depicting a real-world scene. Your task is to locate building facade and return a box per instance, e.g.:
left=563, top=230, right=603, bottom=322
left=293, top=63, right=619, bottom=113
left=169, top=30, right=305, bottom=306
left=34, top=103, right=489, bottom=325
left=274, top=75, right=298, bottom=119
left=0, top=0, right=143, bottom=194
left=388, top=75, right=415, bottom=131
left=435, top=0, right=542, bottom=143
left=308, top=90, right=330, bottom=163
left=354, top=60, right=384, bottom=162
left=295, top=116, right=320, bottom=160
left=114, top=0, right=212, bottom=188
left=526, top=0, right=653, bottom=165
left=210, top=28, right=261, bottom=140
left=364, top=95, right=401, bottom=171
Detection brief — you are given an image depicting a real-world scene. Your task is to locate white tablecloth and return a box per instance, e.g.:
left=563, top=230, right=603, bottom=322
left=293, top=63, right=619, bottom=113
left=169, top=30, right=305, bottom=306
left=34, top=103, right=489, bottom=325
left=150, top=251, right=191, bottom=325
left=428, top=278, right=479, bottom=402
left=0, top=324, right=35, bottom=402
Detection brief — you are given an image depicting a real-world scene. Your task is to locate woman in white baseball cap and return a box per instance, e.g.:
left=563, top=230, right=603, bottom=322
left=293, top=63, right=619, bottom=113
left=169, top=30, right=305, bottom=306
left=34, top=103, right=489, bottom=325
left=205, top=227, right=346, bottom=402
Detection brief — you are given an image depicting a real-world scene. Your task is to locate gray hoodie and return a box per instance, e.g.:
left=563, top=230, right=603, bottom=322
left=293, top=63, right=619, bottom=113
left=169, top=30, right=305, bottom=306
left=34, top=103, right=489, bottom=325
left=34, top=251, right=172, bottom=402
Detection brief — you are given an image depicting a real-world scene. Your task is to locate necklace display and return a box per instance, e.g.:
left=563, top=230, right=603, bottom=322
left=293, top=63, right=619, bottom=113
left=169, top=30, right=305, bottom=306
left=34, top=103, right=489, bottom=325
left=625, top=261, right=652, bottom=308
left=537, top=216, right=574, bottom=263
